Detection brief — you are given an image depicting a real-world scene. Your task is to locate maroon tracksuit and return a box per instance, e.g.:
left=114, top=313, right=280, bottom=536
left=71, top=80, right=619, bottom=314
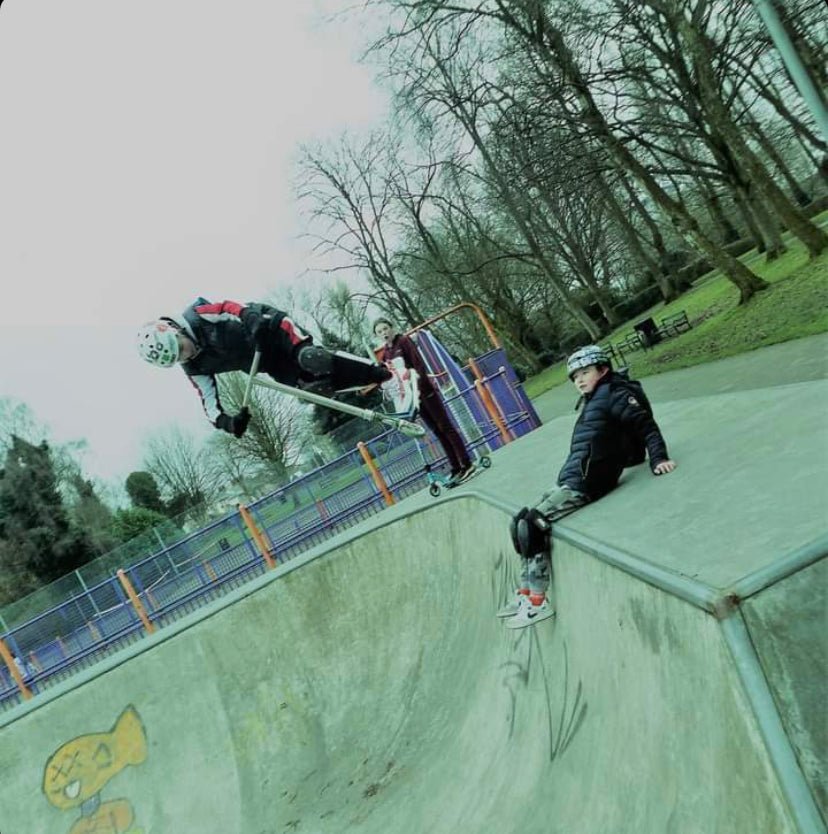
left=379, top=334, right=471, bottom=474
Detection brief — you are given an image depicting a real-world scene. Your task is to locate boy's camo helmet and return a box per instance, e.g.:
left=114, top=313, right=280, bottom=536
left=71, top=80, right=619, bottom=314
left=136, top=320, right=180, bottom=368
left=566, top=345, right=611, bottom=379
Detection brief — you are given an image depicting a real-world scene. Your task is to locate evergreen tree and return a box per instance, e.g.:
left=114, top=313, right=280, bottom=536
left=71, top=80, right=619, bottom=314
left=125, top=471, right=166, bottom=514
left=68, top=474, right=117, bottom=555
left=110, top=507, right=170, bottom=543
left=0, top=436, right=94, bottom=604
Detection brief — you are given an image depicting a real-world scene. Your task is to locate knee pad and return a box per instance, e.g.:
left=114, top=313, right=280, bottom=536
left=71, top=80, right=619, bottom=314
left=510, top=507, right=529, bottom=554
left=296, top=344, right=334, bottom=377
left=516, top=510, right=550, bottom=558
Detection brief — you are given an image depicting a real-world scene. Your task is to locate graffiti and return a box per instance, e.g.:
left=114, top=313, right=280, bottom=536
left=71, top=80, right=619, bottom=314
left=42, top=705, right=147, bottom=834
left=494, top=549, right=587, bottom=763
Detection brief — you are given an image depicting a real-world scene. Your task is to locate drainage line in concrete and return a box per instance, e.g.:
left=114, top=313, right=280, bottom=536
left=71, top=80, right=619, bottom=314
left=720, top=612, right=826, bottom=834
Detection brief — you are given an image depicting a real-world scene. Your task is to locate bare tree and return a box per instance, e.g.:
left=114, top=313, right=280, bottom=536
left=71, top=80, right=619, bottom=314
left=297, top=135, right=426, bottom=326
left=143, top=426, right=223, bottom=520
left=368, top=0, right=770, bottom=301
left=215, top=372, right=313, bottom=484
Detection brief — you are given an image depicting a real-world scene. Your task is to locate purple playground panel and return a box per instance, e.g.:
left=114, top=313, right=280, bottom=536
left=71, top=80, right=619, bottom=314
left=0, top=330, right=542, bottom=711
left=472, top=347, right=542, bottom=439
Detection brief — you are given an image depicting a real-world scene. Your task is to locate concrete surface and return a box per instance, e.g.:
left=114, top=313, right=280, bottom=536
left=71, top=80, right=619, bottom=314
left=532, top=331, right=828, bottom=424
left=0, top=498, right=815, bottom=834
left=1, top=337, right=826, bottom=833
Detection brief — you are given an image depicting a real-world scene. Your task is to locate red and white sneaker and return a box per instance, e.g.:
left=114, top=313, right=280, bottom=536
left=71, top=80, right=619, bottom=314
left=381, top=357, right=420, bottom=415
left=496, top=589, right=530, bottom=618
left=504, top=596, right=555, bottom=629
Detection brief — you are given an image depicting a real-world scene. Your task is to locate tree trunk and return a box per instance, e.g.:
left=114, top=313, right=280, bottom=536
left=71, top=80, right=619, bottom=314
left=697, top=177, right=740, bottom=244
left=532, top=24, right=768, bottom=303
left=594, top=173, right=675, bottom=301
left=745, top=116, right=811, bottom=205
left=683, top=21, right=827, bottom=257
left=747, top=190, right=788, bottom=261
left=732, top=190, right=767, bottom=252
left=426, top=53, right=604, bottom=339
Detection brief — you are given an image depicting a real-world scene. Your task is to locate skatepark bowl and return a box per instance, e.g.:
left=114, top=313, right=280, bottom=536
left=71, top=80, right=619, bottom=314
left=1, top=379, right=826, bottom=833
left=0, top=493, right=824, bottom=833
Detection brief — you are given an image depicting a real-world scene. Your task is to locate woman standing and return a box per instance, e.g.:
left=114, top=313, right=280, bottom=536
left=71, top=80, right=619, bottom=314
left=374, top=318, right=475, bottom=485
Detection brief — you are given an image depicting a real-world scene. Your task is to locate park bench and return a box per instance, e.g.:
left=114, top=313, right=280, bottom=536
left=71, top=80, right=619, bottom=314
left=657, top=310, right=691, bottom=338
left=611, top=309, right=692, bottom=358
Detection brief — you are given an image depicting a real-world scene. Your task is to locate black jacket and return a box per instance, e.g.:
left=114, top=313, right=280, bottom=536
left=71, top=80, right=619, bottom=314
left=175, top=299, right=308, bottom=424
left=557, top=370, right=669, bottom=500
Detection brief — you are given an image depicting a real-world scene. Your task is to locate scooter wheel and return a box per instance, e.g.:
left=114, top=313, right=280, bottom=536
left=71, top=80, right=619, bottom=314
left=480, top=456, right=492, bottom=469
left=429, top=483, right=442, bottom=497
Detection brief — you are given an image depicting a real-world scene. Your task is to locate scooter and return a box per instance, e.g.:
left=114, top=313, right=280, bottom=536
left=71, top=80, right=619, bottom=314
left=242, top=351, right=426, bottom=438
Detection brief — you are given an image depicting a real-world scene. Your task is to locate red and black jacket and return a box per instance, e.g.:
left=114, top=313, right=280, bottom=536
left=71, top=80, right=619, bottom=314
left=175, top=299, right=309, bottom=426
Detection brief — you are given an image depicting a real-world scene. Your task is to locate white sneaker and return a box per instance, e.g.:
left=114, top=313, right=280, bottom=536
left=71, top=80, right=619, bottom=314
left=381, top=358, right=420, bottom=415
left=504, top=597, right=555, bottom=629
left=496, top=591, right=530, bottom=618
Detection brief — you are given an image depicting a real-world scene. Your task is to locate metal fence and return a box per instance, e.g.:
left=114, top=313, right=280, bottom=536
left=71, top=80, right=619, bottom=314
left=0, top=341, right=541, bottom=713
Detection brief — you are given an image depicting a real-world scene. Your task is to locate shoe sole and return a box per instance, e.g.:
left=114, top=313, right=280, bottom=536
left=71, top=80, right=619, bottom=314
left=504, top=610, right=556, bottom=629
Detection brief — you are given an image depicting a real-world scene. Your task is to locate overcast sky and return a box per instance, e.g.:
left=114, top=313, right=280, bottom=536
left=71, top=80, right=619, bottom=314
left=0, top=0, right=387, bottom=486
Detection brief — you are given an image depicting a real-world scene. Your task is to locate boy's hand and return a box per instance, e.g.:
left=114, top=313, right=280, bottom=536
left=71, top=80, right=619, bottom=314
left=653, top=460, right=677, bottom=475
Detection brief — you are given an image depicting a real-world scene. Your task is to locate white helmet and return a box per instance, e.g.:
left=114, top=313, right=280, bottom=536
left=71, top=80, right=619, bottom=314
left=566, top=345, right=611, bottom=379
left=136, top=320, right=180, bottom=367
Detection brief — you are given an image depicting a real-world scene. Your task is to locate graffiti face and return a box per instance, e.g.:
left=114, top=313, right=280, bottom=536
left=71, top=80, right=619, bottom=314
left=42, top=706, right=147, bottom=811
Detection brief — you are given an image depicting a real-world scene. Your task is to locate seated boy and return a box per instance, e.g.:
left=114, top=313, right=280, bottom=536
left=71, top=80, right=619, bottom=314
left=501, top=345, right=677, bottom=628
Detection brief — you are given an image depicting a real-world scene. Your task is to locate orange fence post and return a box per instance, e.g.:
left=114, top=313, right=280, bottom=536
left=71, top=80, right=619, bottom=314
left=0, top=637, right=32, bottom=700
left=88, top=621, right=102, bottom=642
left=203, top=562, right=219, bottom=583
left=117, top=569, right=156, bottom=635
left=357, top=442, right=395, bottom=506
left=468, top=357, right=512, bottom=445
left=238, top=504, right=277, bottom=569
left=474, top=379, right=512, bottom=445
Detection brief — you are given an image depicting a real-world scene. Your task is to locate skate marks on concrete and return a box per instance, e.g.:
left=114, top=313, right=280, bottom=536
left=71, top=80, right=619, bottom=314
left=0, top=495, right=819, bottom=833
left=491, top=545, right=588, bottom=764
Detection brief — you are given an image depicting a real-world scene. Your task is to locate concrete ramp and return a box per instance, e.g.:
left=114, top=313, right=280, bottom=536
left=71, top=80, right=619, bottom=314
left=1, top=495, right=821, bottom=833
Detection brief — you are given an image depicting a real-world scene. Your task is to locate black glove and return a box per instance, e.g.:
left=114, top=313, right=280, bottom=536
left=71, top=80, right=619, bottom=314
left=216, top=407, right=251, bottom=438
left=242, top=310, right=275, bottom=351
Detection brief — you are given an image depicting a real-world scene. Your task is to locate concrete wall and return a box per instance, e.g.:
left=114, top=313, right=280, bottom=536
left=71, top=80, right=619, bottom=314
left=0, top=498, right=802, bottom=833
left=742, top=557, right=828, bottom=820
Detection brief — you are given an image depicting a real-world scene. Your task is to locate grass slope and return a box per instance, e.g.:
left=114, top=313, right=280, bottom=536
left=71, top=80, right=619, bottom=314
left=524, top=227, right=828, bottom=398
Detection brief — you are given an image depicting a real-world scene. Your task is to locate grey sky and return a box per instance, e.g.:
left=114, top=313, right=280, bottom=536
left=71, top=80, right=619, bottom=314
left=0, top=0, right=386, bottom=485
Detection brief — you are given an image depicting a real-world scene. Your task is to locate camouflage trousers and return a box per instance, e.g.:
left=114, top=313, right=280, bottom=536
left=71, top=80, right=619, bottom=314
left=511, top=485, right=590, bottom=596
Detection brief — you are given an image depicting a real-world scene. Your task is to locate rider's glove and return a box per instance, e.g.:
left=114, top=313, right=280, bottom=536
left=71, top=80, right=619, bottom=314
left=216, top=407, right=251, bottom=438
left=242, top=310, right=275, bottom=351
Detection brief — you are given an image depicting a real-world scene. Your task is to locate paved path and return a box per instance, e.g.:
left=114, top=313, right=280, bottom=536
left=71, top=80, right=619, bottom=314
left=532, top=331, right=828, bottom=423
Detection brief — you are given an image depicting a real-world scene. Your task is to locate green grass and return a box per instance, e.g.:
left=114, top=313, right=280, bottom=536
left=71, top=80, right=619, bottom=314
left=524, top=221, right=828, bottom=398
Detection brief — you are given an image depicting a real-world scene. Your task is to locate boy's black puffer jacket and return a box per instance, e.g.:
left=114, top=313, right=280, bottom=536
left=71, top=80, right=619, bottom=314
left=557, top=370, right=669, bottom=500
